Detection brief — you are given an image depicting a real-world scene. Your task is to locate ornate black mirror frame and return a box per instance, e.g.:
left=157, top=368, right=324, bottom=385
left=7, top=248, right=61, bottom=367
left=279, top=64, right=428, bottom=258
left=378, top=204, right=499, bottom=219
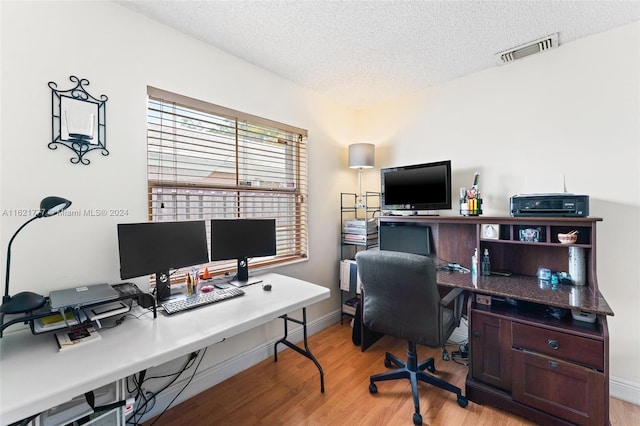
left=48, top=76, right=108, bottom=165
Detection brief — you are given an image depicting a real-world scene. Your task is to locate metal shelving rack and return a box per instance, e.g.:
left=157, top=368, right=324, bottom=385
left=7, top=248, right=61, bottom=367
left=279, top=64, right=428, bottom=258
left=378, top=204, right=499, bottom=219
left=339, top=192, right=380, bottom=322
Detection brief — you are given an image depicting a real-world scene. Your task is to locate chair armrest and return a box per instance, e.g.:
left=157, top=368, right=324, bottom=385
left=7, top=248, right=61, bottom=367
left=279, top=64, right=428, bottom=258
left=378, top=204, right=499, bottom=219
left=440, top=287, right=465, bottom=326
left=440, top=287, right=464, bottom=307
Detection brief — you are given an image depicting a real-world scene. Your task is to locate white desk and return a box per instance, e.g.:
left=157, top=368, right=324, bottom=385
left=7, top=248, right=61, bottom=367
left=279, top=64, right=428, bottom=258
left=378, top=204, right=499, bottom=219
left=0, top=273, right=330, bottom=425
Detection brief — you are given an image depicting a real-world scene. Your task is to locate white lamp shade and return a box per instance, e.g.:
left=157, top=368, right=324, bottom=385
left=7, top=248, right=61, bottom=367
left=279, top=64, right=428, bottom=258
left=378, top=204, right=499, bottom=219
left=348, top=143, right=375, bottom=169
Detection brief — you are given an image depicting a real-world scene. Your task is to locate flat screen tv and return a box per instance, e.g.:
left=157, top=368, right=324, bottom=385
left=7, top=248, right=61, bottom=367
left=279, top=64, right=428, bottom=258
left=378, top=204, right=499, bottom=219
left=117, top=220, right=209, bottom=301
left=381, top=160, right=452, bottom=212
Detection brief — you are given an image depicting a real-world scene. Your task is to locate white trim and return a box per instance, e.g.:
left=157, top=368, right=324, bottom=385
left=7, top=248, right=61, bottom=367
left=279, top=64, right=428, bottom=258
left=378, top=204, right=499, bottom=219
left=610, top=376, right=640, bottom=406
left=137, top=309, right=342, bottom=422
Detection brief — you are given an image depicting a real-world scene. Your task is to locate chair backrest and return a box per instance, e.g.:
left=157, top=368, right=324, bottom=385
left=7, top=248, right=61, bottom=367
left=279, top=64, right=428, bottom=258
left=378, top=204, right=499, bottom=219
left=356, top=250, right=442, bottom=346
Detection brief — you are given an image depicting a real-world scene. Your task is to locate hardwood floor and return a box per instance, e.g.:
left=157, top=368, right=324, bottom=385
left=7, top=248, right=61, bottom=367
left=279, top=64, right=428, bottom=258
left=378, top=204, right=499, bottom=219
left=146, top=321, right=639, bottom=425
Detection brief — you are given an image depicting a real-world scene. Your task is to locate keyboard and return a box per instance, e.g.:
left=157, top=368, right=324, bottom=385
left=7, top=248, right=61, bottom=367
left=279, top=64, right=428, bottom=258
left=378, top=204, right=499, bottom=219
left=161, top=287, right=245, bottom=315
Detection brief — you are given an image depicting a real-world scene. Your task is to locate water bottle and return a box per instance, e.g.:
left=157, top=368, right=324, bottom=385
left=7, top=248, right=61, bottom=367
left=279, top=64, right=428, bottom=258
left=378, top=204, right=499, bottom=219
left=471, top=248, right=478, bottom=285
left=481, top=249, right=491, bottom=276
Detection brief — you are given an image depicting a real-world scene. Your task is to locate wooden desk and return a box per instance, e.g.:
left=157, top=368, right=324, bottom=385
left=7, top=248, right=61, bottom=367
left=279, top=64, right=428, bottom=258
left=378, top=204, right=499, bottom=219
left=370, top=215, right=613, bottom=425
left=0, top=273, right=330, bottom=425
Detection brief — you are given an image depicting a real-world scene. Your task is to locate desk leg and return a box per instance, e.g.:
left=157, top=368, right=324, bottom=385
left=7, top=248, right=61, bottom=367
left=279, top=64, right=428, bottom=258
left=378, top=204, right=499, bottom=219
left=274, top=307, right=325, bottom=393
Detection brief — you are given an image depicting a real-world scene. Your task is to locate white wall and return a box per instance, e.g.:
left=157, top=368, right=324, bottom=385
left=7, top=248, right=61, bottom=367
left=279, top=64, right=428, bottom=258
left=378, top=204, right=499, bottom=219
left=0, top=0, right=355, bottom=366
left=357, top=22, right=640, bottom=395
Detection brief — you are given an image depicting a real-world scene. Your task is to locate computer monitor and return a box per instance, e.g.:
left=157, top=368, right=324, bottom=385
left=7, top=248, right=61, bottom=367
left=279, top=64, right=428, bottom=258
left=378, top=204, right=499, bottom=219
left=117, top=220, right=209, bottom=301
left=210, top=219, right=277, bottom=286
left=379, top=222, right=432, bottom=256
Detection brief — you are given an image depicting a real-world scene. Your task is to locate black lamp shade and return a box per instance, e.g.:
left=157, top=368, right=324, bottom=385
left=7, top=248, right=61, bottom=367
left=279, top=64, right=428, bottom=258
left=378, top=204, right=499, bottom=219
left=39, top=196, right=72, bottom=217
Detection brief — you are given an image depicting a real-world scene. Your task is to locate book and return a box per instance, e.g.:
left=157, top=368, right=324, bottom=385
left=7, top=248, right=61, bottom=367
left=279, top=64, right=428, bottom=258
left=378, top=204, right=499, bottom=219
left=55, top=326, right=101, bottom=351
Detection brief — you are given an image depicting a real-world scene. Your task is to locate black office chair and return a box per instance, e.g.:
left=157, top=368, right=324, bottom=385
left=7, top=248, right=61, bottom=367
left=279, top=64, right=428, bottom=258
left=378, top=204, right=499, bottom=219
left=355, top=250, right=468, bottom=425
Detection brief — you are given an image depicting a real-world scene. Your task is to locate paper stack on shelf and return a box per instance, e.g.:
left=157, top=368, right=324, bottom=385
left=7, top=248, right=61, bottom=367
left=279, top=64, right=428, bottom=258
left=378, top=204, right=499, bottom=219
left=343, top=219, right=378, bottom=245
left=34, top=310, right=87, bottom=333
left=343, top=233, right=378, bottom=243
left=342, top=297, right=360, bottom=316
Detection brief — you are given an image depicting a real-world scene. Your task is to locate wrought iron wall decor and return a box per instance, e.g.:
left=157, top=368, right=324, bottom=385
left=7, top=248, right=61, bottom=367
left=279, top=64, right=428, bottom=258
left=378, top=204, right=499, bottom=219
left=48, top=76, right=108, bottom=165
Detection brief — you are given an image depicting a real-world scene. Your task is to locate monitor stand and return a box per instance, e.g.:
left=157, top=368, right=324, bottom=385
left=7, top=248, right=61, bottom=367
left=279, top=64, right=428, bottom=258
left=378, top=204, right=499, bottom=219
left=228, top=278, right=263, bottom=288
left=228, top=258, right=263, bottom=288
left=156, top=270, right=171, bottom=301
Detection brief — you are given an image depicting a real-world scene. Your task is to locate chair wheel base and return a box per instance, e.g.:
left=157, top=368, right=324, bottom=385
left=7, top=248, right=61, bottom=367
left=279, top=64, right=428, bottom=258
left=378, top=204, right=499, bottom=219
left=457, top=396, right=469, bottom=408
left=413, top=412, right=422, bottom=425
left=369, top=383, right=378, bottom=394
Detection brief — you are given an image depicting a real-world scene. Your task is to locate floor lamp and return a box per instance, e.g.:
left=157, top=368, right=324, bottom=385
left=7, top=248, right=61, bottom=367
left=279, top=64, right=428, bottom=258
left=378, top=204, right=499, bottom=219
left=1, top=196, right=72, bottom=315
left=348, top=143, right=375, bottom=208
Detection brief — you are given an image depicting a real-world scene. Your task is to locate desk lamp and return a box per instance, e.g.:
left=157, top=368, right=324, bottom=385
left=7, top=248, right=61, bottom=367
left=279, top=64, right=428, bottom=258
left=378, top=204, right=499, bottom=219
left=1, top=196, right=72, bottom=314
left=348, top=143, right=375, bottom=208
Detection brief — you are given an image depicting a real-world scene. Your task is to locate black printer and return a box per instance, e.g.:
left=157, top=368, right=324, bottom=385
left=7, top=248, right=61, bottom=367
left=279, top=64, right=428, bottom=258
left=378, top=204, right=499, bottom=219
left=510, top=193, right=589, bottom=217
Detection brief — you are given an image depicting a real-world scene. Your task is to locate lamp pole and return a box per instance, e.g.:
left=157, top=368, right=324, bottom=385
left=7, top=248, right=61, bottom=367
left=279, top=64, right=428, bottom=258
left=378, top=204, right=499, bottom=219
left=1, top=196, right=71, bottom=315
left=3, top=215, right=40, bottom=305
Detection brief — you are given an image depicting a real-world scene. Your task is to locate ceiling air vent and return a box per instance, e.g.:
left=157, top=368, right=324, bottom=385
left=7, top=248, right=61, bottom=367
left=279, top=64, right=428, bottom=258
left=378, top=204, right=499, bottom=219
left=496, top=33, right=558, bottom=65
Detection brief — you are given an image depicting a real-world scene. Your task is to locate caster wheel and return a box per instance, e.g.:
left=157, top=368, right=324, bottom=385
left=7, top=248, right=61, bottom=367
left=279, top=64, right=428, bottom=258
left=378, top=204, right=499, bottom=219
left=413, top=412, right=422, bottom=425
left=384, top=358, right=393, bottom=368
left=457, top=396, right=469, bottom=408
left=426, top=363, right=436, bottom=373
left=442, top=350, right=450, bottom=361
left=369, top=383, right=378, bottom=394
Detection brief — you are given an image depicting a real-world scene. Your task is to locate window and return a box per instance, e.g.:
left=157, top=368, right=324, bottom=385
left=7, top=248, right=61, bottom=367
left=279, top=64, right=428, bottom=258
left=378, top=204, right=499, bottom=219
left=146, top=87, right=308, bottom=282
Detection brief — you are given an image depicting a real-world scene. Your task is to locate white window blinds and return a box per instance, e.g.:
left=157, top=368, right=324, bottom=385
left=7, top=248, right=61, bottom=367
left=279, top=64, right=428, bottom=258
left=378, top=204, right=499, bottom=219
left=146, top=87, right=308, bottom=281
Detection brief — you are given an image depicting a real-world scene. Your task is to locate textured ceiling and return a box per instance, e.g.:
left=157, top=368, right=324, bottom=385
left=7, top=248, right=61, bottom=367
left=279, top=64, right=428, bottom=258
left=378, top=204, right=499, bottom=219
left=118, top=0, right=640, bottom=109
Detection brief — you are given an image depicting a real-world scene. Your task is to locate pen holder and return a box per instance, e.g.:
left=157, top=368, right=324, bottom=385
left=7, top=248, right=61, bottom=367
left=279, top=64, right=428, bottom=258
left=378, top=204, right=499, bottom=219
left=460, top=198, right=482, bottom=216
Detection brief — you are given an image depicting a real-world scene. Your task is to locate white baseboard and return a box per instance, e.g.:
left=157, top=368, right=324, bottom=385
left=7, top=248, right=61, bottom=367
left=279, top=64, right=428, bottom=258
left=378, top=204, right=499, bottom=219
left=136, top=309, right=342, bottom=422
left=610, top=376, right=640, bottom=406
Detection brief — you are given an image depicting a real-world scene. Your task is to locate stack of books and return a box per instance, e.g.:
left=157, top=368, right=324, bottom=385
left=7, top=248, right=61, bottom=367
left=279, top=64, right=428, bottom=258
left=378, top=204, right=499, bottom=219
left=339, top=259, right=362, bottom=294
left=343, top=219, right=378, bottom=245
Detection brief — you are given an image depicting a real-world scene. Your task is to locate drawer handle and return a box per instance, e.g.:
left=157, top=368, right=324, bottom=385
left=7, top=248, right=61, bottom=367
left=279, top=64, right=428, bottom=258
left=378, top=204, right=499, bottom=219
left=549, top=361, right=559, bottom=369
left=473, top=331, right=481, bottom=339
left=548, top=339, right=559, bottom=350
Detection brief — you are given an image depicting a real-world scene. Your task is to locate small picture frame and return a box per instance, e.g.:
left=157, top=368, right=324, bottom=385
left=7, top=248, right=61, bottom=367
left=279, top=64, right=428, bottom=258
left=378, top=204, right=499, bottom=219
left=481, top=224, right=500, bottom=240
left=519, top=228, right=540, bottom=242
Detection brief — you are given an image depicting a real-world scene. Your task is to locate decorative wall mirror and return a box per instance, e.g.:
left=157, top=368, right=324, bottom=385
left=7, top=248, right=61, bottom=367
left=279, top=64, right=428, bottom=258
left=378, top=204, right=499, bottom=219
left=48, top=76, right=108, bottom=165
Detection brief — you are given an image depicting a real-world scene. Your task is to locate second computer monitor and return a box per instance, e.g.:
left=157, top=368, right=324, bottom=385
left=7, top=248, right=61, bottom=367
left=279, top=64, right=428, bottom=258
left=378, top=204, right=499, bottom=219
left=210, top=218, right=277, bottom=283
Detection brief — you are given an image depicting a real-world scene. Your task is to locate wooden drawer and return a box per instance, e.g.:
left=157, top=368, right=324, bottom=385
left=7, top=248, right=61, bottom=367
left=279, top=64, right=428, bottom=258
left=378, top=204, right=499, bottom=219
left=512, top=349, right=605, bottom=425
left=512, top=323, right=603, bottom=370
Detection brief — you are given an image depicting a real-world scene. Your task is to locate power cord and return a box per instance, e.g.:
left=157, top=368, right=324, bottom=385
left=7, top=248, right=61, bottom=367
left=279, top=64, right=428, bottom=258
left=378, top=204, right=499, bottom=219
left=451, top=343, right=469, bottom=366
left=126, top=351, right=201, bottom=425
left=149, top=348, right=206, bottom=425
